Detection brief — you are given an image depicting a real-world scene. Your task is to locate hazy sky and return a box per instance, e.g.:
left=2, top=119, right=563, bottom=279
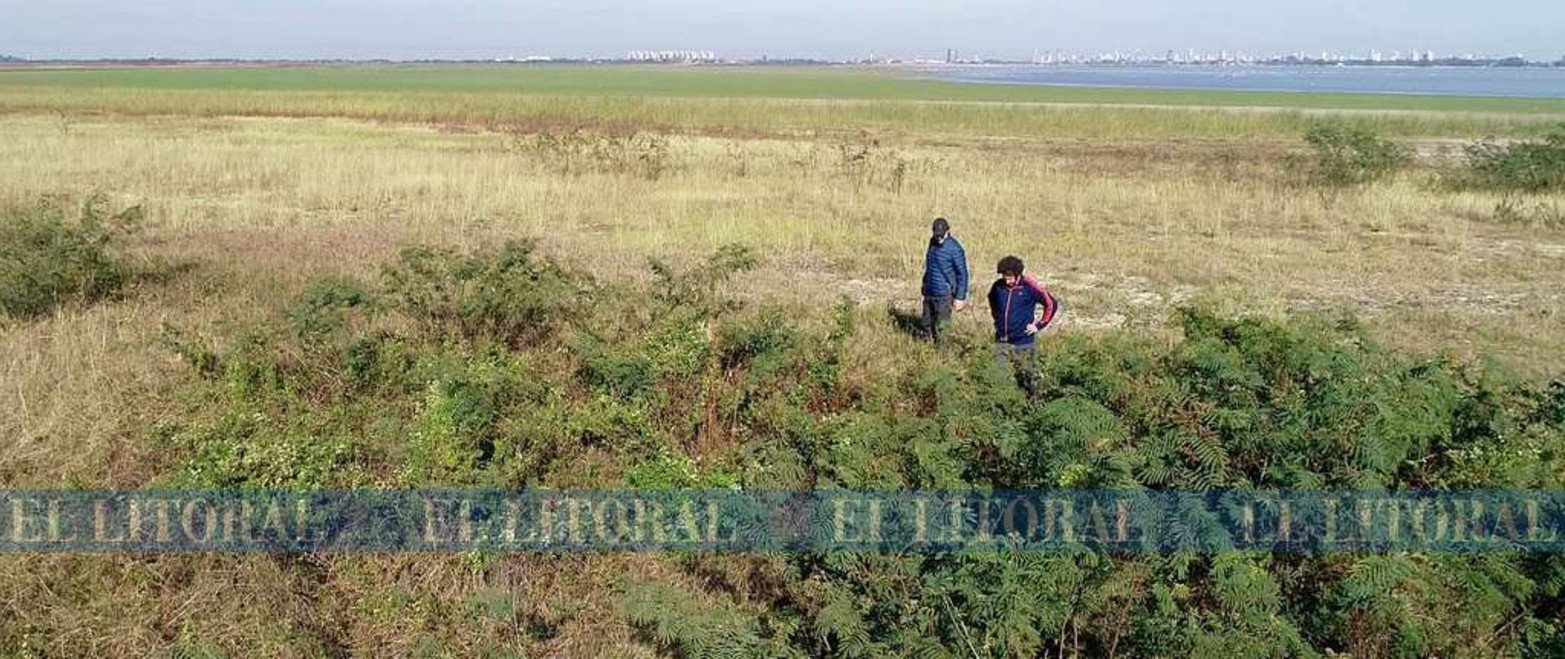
left=5, top=0, right=1561, bottom=60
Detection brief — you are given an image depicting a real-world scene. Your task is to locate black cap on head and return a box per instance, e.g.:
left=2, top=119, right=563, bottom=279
left=931, top=217, right=950, bottom=237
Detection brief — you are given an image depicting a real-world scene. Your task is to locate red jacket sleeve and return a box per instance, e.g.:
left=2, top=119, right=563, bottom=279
left=1023, top=277, right=1057, bottom=327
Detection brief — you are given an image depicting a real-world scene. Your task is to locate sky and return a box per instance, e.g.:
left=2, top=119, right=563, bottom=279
left=4, top=0, right=1561, bottom=61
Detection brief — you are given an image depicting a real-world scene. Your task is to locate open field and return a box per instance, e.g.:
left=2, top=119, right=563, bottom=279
left=6, top=64, right=1565, bottom=114
left=2, top=66, right=1564, bottom=656
left=4, top=65, right=1565, bottom=142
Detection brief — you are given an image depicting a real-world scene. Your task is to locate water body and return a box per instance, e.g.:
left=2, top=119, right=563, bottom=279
left=926, top=65, right=1565, bottom=99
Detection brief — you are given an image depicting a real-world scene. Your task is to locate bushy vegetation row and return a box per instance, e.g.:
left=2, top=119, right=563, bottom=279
left=1296, top=121, right=1565, bottom=194
left=1294, top=122, right=1412, bottom=188
left=150, top=241, right=1565, bottom=657
left=1452, top=128, right=1565, bottom=193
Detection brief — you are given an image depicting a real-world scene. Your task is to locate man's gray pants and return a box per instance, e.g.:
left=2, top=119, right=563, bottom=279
left=993, top=341, right=1036, bottom=365
left=922, top=295, right=953, bottom=342
left=994, top=342, right=1038, bottom=395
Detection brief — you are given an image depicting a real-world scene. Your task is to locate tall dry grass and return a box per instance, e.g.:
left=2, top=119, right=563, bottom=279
left=3, top=112, right=1560, bottom=479
left=1, top=103, right=1562, bottom=655
left=1, top=113, right=1558, bottom=307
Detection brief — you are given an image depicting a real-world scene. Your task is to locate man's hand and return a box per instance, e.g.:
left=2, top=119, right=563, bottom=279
left=1025, top=322, right=1039, bottom=335
left=953, top=299, right=968, bottom=312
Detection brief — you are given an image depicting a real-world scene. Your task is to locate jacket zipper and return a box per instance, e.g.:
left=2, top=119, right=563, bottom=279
left=1002, top=286, right=1015, bottom=342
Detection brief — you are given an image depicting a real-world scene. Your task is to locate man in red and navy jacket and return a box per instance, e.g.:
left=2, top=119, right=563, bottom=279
left=987, top=255, right=1059, bottom=360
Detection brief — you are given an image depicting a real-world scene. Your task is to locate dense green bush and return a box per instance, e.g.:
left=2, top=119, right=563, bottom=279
left=619, top=580, right=798, bottom=658
left=288, top=276, right=380, bottom=340
left=157, top=241, right=1565, bottom=656
left=0, top=198, right=142, bottom=319
left=1450, top=127, right=1565, bottom=193
left=1294, top=121, right=1411, bottom=188
left=381, top=241, right=583, bottom=347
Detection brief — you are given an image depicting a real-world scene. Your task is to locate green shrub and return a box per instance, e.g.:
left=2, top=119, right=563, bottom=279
left=1014, top=396, right=1130, bottom=488
left=343, top=334, right=415, bottom=391
left=717, top=309, right=794, bottom=372
left=577, top=338, right=657, bottom=401
left=0, top=198, right=141, bottom=319
left=1295, top=121, right=1411, bottom=187
left=163, top=406, right=365, bottom=489
left=289, top=276, right=380, bottom=340
left=648, top=243, right=758, bottom=320
left=159, top=322, right=222, bottom=379
left=619, top=580, right=798, bottom=659
left=403, top=375, right=499, bottom=485
left=623, top=448, right=738, bottom=489
left=381, top=240, right=582, bottom=346
left=1450, top=127, right=1565, bottom=193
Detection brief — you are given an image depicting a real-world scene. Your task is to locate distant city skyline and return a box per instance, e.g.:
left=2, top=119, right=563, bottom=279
left=3, top=0, right=1561, bottom=62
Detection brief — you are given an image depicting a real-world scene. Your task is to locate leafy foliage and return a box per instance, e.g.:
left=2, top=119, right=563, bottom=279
left=288, top=276, right=380, bottom=340
left=620, top=580, right=799, bottom=658
left=157, top=242, right=1565, bottom=656
left=0, top=197, right=143, bottom=319
left=381, top=241, right=582, bottom=347
left=1294, top=121, right=1411, bottom=187
left=1450, top=127, right=1565, bottom=193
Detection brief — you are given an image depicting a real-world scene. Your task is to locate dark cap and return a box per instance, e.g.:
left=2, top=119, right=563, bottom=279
left=931, top=217, right=950, bottom=236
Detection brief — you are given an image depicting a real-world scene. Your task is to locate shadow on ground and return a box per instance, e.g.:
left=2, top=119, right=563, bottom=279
left=887, top=305, right=926, bottom=340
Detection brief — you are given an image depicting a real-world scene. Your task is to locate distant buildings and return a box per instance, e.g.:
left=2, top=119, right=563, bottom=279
left=627, top=50, right=716, bottom=63
left=1006, top=47, right=1557, bottom=68
left=5, top=48, right=1558, bottom=68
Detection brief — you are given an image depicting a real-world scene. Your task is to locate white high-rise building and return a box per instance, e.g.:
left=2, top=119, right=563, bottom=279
left=627, top=50, right=716, bottom=63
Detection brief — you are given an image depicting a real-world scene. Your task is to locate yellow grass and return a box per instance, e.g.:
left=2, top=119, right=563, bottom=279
left=4, top=109, right=1561, bottom=487
left=0, top=86, right=1562, bottom=655
left=2, top=112, right=1559, bottom=364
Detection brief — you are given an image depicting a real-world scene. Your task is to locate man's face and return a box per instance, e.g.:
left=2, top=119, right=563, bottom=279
left=932, top=233, right=946, bottom=244
left=1003, top=274, right=1021, bottom=287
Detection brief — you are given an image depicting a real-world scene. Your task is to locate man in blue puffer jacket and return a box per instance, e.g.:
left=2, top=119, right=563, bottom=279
left=987, top=255, right=1059, bottom=363
left=921, top=217, right=970, bottom=343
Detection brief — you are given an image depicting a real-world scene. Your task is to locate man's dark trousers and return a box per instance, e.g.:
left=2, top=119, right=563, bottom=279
left=923, top=295, right=954, bottom=342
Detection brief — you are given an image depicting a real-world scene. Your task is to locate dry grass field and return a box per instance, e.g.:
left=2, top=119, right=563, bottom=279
left=2, top=65, right=1563, bottom=656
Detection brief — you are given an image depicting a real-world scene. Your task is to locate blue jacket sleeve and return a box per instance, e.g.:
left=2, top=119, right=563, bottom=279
left=952, top=242, right=970, bottom=300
